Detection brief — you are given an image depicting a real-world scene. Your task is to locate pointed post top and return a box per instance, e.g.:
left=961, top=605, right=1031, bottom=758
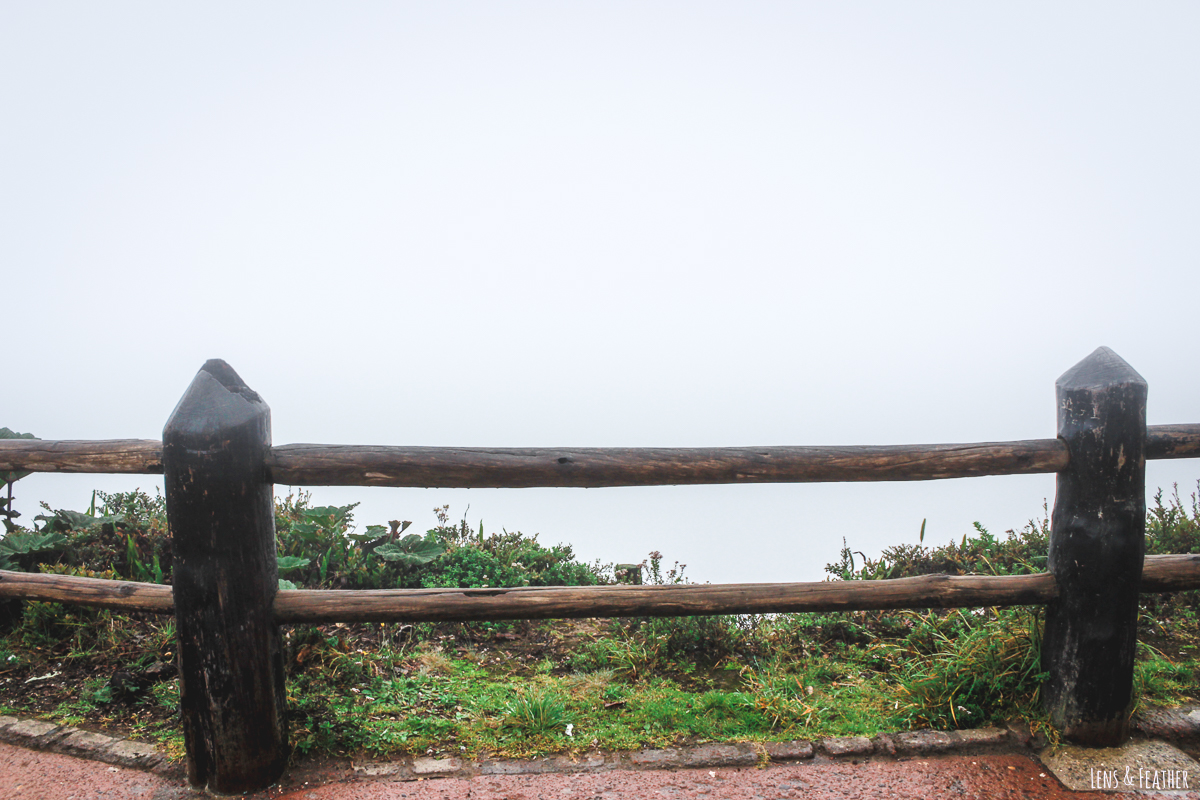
left=197, top=359, right=262, bottom=403
left=1056, top=346, right=1147, bottom=392
left=164, top=360, right=267, bottom=441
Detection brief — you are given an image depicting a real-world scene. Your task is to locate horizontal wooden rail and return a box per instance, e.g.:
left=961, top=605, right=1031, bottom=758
left=3, top=554, right=1198, bottom=622
left=273, top=572, right=1059, bottom=622
left=0, top=439, right=163, bottom=474
left=272, top=425, right=1200, bottom=488
left=0, top=569, right=173, bottom=613
left=1149, top=424, right=1200, bottom=459
left=269, top=553, right=1200, bottom=621
left=268, top=440, right=1069, bottom=487
left=0, top=423, right=1196, bottom=487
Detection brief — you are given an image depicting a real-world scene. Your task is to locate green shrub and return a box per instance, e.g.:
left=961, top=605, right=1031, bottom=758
left=24, top=490, right=173, bottom=583
left=275, top=494, right=604, bottom=591
left=421, top=528, right=604, bottom=589
left=827, top=515, right=1050, bottom=582
left=1146, top=483, right=1200, bottom=555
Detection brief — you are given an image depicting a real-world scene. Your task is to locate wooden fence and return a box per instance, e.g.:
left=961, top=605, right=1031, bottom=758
left=1, top=346, right=1199, bottom=793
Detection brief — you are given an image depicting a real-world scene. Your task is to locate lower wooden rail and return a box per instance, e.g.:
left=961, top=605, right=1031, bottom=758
left=3, top=553, right=1198, bottom=622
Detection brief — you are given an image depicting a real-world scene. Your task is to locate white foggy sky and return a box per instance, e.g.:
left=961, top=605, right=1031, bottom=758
left=3, top=3, right=1198, bottom=582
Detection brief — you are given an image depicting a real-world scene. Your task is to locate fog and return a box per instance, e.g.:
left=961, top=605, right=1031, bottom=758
left=4, top=3, right=1198, bottom=582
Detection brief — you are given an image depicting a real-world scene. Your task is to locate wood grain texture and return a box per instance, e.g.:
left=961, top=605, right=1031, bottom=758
left=0, top=569, right=173, bottom=612
left=0, top=439, right=162, bottom=474
left=266, top=439, right=1071, bottom=487
left=1140, top=553, right=1200, bottom=591
left=1146, top=423, right=1200, bottom=459
left=2, top=554, right=1197, bottom=620
left=0, top=422, right=1194, bottom=486
left=271, top=572, right=1059, bottom=623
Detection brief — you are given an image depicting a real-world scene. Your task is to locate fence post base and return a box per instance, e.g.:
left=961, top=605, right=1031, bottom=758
left=1042, top=347, right=1146, bottom=746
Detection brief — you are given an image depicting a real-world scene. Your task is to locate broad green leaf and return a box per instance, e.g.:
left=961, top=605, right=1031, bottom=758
left=0, top=530, right=68, bottom=558
left=373, top=536, right=445, bottom=565
left=348, top=524, right=387, bottom=543
left=288, top=522, right=320, bottom=542
left=278, top=578, right=299, bottom=591
left=34, top=509, right=123, bottom=532
left=301, top=503, right=358, bottom=527
left=275, top=555, right=311, bottom=572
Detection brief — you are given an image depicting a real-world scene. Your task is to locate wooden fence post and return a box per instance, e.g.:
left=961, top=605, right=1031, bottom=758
left=1042, top=346, right=1147, bottom=746
left=163, top=360, right=288, bottom=792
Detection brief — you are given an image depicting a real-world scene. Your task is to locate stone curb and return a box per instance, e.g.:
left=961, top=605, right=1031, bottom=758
left=4, top=707, right=1196, bottom=783
left=1133, top=705, right=1200, bottom=741
left=0, top=715, right=176, bottom=776
left=349, top=725, right=1028, bottom=782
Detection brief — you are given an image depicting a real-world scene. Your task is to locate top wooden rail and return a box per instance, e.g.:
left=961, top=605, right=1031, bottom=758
left=1, top=423, right=1197, bottom=488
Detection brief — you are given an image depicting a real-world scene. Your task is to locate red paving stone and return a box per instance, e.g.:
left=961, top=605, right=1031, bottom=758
left=9, top=742, right=1198, bottom=800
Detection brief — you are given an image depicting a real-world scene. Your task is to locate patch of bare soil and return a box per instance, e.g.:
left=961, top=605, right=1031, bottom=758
left=0, top=612, right=179, bottom=743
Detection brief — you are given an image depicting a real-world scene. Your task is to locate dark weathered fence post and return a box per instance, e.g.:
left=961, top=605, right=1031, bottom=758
left=1042, top=346, right=1147, bottom=746
left=163, top=360, right=288, bottom=792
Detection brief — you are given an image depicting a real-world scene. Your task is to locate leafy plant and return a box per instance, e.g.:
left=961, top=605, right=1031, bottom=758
left=0, top=530, right=68, bottom=571
left=274, top=495, right=448, bottom=589
left=373, top=535, right=444, bottom=567
left=826, top=514, right=1050, bottom=581
left=418, top=519, right=606, bottom=590
left=1, top=427, right=37, bottom=532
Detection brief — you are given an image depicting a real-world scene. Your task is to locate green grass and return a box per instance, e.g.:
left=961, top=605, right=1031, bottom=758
left=270, top=609, right=1052, bottom=759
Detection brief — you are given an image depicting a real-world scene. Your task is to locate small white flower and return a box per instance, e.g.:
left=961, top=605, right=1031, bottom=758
left=565, top=724, right=574, bottom=738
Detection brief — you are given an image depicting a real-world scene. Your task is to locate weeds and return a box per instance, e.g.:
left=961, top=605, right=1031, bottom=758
left=504, top=688, right=571, bottom=736
left=890, top=608, right=1047, bottom=729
